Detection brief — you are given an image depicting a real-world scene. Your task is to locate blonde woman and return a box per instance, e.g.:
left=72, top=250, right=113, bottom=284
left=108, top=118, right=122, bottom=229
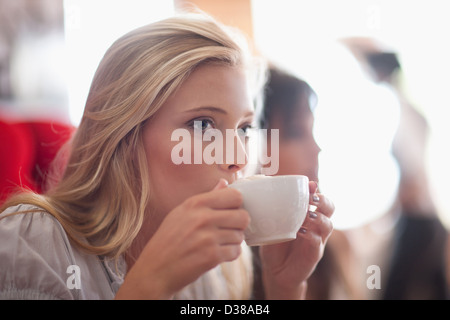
left=0, top=13, right=334, bottom=300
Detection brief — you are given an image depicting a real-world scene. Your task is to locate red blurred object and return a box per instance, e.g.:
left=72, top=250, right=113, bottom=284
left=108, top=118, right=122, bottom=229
left=0, top=118, right=75, bottom=203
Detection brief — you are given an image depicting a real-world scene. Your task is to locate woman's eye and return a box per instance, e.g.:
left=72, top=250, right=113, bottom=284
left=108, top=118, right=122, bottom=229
left=238, top=124, right=255, bottom=136
left=190, top=119, right=214, bottom=131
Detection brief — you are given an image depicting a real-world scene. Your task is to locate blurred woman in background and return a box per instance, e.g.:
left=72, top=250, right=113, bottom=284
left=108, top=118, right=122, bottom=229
left=253, top=66, right=361, bottom=299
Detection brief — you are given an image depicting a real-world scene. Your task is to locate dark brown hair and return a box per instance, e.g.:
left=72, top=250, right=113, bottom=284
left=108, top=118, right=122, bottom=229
left=259, top=66, right=317, bottom=137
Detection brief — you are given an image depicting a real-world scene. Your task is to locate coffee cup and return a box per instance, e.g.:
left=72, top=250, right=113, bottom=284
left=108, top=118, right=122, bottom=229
left=229, top=175, right=309, bottom=246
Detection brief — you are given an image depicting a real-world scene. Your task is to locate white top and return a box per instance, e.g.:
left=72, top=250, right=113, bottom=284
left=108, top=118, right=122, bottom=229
left=0, top=204, right=125, bottom=300
left=0, top=204, right=241, bottom=300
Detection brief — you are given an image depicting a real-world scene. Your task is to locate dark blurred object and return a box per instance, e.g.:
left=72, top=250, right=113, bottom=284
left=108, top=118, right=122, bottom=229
left=383, top=214, right=448, bottom=299
left=366, top=52, right=401, bottom=83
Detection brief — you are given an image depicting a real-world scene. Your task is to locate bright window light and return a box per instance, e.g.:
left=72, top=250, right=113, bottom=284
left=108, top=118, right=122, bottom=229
left=251, top=0, right=450, bottom=230
left=63, top=0, right=174, bottom=126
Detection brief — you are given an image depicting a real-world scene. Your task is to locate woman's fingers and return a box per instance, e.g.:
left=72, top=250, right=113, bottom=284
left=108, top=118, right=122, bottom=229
left=300, top=210, right=333, bottom=242
left=216, top=229, right=246, bottom=245
left=296, top=224, right=326, bottom=264
left=189, top=185, right=243, bottom=210
left=308, top=181, right=335, bottom=218
left=213, top=209, right=250, bottom=230
left=218, top=242, right=243, bottom=262
left=311, top=193, right=335, bottom=218
left=304, top=181, right=334, bottom=242
left=308, top=180, right=319, bottom=195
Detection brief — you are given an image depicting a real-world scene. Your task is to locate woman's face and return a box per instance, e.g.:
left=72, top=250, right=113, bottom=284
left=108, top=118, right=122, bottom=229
left=142, top=64, right=254, bottom=218
left=271, top=108, right=321, bottom=182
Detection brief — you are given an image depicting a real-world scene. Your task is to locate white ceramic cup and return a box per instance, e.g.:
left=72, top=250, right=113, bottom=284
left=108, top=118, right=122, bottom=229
left=229, top=175, right=309, bottom=246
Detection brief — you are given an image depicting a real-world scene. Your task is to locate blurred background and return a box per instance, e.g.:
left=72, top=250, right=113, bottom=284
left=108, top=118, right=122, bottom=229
left=1, top=0, right=449, bottom=299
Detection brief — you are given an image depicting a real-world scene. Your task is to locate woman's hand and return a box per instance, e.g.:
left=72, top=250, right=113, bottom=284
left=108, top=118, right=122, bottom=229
left=115, top=179, right=249, bottom=300
left=259, top=181, right=334, bottom=299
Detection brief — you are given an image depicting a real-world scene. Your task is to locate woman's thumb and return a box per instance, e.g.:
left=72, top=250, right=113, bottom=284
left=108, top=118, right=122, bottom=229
left=213, top=178, right=229, bottom=190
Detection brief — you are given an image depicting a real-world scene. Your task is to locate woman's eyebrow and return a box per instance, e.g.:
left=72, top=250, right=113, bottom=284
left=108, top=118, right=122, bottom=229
left=183, top=106, right=228, bottom=115
left=183, top=106, right=255, bottom=118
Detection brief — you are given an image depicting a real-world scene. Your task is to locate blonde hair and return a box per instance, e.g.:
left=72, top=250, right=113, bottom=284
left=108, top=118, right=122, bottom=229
left=1, top=12, right=265, bottom=299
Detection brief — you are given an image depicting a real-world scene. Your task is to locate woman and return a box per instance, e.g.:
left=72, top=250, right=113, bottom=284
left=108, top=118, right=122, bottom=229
left=254, top=66, right=360, bottom=299
left=0, top=13, right=334, bottom=300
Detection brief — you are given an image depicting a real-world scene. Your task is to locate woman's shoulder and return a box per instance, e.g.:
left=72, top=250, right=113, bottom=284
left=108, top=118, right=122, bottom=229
left=0, top=203, right=80, bottom=299
left=2, top=202, right=60, bottom=222
left=0, top=203, right=121, bottom=300
left=0, top=203, right=69, bottom=245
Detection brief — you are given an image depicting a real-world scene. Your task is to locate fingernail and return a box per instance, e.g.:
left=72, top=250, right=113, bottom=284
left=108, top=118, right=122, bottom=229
left=214, top=178, right=228, bottom=190
left=309, top=211, right=318, bottom=219
left=313, top=195, right=320, bottom=203
left=299, top=227, right=307, bottom=234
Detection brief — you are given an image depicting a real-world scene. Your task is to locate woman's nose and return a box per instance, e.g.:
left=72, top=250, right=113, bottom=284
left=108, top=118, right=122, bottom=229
left=219, top=130, right=248, bottom=172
